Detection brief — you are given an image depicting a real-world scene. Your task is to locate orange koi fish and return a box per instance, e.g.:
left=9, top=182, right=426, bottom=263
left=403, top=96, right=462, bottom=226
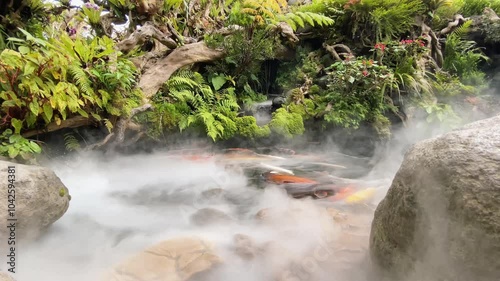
left=263, top=172, right=319, bottom=185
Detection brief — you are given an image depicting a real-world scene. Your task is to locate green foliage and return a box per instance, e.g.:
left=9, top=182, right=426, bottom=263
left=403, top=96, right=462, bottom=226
left=276, top=46, right=323, bottom=90
left=0, top=29, right=142, bottom=153
left=459, top=0, right=500, bottom=16
left=64, top=133, right=81, bottom=152
left=0, top=0, right=48, bottom=51
left=442, top=23, right=489, bottom=84
left=431, top=0, right=464, bottom=28
left=164, top=69, right=240, bottom=141
left=430, top=70, right=477, bottom=96
left=235, top=116, right=271, bottom=139
left=339, top=0, right=425, bottom=42
left=321, top=57, right=396, bottom=131
left=229, top=0, right=334, bottom=30
left=420, top=102, right=461, bottom=126
left=0, top=129, right=41, bottom=160
left=373, top=39, right=432, bottom=96
left=277, top=11, right=335, bottom=31
left=269, top=108, right=305, bottom=138
left=145, top=69, right=274, bottom=141
left=206, top=28, right=282, bottom=98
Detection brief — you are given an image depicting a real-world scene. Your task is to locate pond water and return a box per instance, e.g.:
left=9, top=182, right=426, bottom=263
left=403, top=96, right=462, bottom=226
left=14, top=120, right=461, bottom=281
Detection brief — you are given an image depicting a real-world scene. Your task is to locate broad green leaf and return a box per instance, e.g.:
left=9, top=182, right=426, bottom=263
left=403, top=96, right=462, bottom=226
left=29, top=100, right=40, bottom=115
left=18, top=46, right=30, bottom=54
left=28, top=141, right=41, bottom=153
left=77, top=108, right=89, bottom=118
left=10, top=118, right=23, bottom=134
left=8, top=146, right=19, bottom=158
left=211, top=75, right=226, bottom=91
left=91, top=113, right=102, bottom=121
left=26, top=112, right=37, bottom=127
left=2, top=100, right=17, bottom=108
left=43, top=104, right=53, bottom=121
left=8, top=134, right=22, bottom=144
left=24, top=62, right=37, bottom=75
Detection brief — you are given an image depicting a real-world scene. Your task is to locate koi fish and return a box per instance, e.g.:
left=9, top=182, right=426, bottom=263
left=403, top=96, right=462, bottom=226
left=344, top=187, right=377, bottom=204
left=329, top=186, right=355, bottom=201
left=263, top=172, right=318, bottom=185
left=181, top=155, right=213, bottom=161
left=259, top=163, right=294, bottom=175
left=309, top=162, right=347, bottom=169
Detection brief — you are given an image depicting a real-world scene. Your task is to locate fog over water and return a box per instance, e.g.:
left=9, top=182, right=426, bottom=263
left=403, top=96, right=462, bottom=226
left=10, top=99, right=499, bottom=281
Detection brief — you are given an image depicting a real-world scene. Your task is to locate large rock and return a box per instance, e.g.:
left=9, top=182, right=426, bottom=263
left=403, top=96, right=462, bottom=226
left=370, top=115, right=500, bottom=281
left=0, top=160, right=70, bottom=239
left=102, top=237, right=221, bottom=281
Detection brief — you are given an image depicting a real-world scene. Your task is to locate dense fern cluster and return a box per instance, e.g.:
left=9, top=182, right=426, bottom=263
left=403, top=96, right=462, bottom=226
left=0, top=27, right=143, bottom=158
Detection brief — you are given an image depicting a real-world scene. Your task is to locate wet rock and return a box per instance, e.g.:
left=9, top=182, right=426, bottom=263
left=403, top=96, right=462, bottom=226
left=200, top=188, right=226, bottom=200
left=232, top=233, right=262, bottom=260
left=0, top=160, right=70, bottom=240
left=325, top=207, right=348, bottom=223
left=370, top=115, right=500, bottom=281
left=254, top=208, right=271, bottom=221
left=190, top=208, right=232, bottom=226
left=102, top=237, right=221, bottom=281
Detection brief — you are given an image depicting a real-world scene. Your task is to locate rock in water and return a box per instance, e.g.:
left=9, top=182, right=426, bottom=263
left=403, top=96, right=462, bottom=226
left=0, top=160, right=70, bottom=240
left=370, top=115, right=500, bottom=281
left=190, top=208, right=232, bottom=226
left=102, top=237, right=221, bottom=281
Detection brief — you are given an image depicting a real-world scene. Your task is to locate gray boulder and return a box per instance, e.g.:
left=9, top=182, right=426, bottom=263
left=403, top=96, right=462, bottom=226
left=0, top=160, right=70, bottom=240
left=370, top=115, right=500, bottom=281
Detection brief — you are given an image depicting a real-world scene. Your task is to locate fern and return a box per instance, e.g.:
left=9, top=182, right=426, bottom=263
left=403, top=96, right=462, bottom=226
left=64, top=133, right=81, bottom=152
left=443, top=23, right=489, bottom=82
left=162, top=69, right=241, bottom=141
left=278, top=11, right=334, bottom=31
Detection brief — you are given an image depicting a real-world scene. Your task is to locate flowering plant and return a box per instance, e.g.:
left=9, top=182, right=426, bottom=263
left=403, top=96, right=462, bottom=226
left=81, top=1, right=102, bottom=25
left=371, top=38, right=428, bottom=67
left=318, top=57, right=396, bottom=129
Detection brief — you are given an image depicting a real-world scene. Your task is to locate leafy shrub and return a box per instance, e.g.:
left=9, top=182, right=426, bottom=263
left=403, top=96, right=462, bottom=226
left=0, top=129, right=41, bottom=159
left=460, top=0, right=500, bottom=16
left=320, top=57, right=396, bottom=129
left=0, top=29, right=142, bottom=137
left=339, top=0, right=425, bottom=42
left=442, top=26, right=489, bottom=84
left=269, top=108, right=305, bottom=138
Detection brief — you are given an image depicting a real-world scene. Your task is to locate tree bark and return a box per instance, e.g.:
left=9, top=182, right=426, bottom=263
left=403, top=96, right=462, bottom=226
left=117, top=22, right=178, bottom=53
left=138, top=42, right=224, bottom=97
left=22, top=116, right=94, bottom=138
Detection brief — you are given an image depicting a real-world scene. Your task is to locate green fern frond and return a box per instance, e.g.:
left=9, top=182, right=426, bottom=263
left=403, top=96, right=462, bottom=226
left=277, top=11, right=334, bottom=31
left=451, top=19, right=472, bottom=39
left=64, top=133, right=81, bottom=152
left=68, top=64, right=94, bottom=97
left=296, top=11, right=314, bottom=26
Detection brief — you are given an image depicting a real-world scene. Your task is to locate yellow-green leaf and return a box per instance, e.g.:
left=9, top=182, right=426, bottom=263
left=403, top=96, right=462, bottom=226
left=43, top=104, right=53, bottom=121
left=77, top=108, right=89, bottom=118
left=10, top=118, right=23, bottom=134
left=29, top=99, right=40, bottom=115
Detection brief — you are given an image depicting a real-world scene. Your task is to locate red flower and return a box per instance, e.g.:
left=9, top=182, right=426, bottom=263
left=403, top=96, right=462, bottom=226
left=374, top=43, right=386, bottom=52
left=362, top=70, right=369, bottom=76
